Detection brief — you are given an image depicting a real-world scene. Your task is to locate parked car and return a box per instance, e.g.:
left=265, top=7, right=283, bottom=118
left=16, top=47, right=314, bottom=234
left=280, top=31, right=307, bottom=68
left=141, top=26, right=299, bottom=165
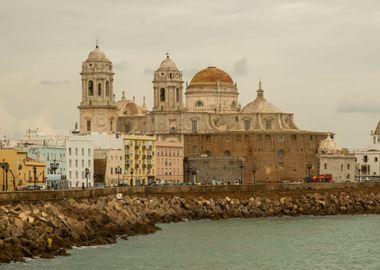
left=19, top=185, right=41, bottom=191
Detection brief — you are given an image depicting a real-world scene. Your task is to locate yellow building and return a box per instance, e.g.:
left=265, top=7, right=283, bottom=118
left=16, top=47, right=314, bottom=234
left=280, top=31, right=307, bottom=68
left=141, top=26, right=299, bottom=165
left=0, top=149, right=46, bottom=191
left=122, top=135, right=156, bottom=186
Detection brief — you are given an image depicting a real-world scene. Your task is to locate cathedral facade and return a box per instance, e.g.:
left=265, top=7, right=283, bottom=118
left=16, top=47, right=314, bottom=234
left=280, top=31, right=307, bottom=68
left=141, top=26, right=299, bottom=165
left=78, top=46, right=328, bottom=183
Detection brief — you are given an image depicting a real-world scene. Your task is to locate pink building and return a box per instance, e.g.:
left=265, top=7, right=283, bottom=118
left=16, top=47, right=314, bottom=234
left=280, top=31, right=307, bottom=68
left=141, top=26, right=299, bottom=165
left=156, top=135, right=184, bottom=184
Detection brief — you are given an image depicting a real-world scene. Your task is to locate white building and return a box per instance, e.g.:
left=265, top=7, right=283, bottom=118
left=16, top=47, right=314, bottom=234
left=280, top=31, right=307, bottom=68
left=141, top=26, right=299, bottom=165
left=66, top=135, right=94, bottom=188
left=352, top=122, right=380, bottom=181
left=318, top=134, right=356, bottom=183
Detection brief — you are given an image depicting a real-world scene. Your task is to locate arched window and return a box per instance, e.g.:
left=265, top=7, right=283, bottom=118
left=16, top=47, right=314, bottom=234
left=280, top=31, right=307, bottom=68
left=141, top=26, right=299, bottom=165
left=265, top=119, right=272, bottom=130
left=244, top=120, right=251, bottom=130
left=191, top=120, right=198, bottom=133
left=224, top=150, right=231, bottom=157
left=195, top=100, right=204, bottom=107
left=278, top=149, right=285, bottom=158
left=106, top=81, right=110, bottom=96
left=88, top=80, right=94, bottom=96
left=98, top=83, right=102, bottom=96
left=160, top=88, right=165, bottom=101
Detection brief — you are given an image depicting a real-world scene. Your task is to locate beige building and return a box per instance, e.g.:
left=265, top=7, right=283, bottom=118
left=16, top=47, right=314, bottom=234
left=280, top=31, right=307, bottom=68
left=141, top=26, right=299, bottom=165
left=94, top=149, right=123, bottom=186
left=122, top=135, right=156, bottom=186
left=77, top=46, right=328, bottom=183
left=318, top=134, right=356, bottom=183
left=156, top=135, right=184, bottom=184
left=0, top=148, right=46, bottom=190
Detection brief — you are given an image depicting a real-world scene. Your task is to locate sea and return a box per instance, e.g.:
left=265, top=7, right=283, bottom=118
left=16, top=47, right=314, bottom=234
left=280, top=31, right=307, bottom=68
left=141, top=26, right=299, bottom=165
left=2, top=215, right=380, bottom=270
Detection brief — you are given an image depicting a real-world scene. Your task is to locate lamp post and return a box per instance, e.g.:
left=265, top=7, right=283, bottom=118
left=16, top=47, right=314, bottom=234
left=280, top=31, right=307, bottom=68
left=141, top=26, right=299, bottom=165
left=116, top=166, right=122, bottom=186
left=33, top=165, right=37, bottom=189
left=252, top=167, right=256, bottom=184
left=0, top=160, right=9, bottom=191
left=130, top=168, right=134, bottom=186
left=306, top=162, right=312, bottom=181
left=240, top=161, right=244, bottom=185
left=84, top=168, right=90, bottom=188
left=49, top=159, right=59, bottom=174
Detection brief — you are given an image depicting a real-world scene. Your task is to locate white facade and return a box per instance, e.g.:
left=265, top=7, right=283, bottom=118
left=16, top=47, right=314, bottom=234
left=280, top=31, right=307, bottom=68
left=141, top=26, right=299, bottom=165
left=66, top=135, right=94, bottom=188
left=352, top=122, right=380, bottom=181
left=353, top=149, right=380, bottom=181
left=319, top=154, right=356, bottom=182
left=318, top=134, right=356, bottom=182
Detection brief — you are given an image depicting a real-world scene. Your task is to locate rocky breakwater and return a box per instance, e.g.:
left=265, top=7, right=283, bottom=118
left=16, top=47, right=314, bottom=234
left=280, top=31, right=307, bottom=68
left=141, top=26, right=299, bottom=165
left=1, top=191, right=380, bottom=263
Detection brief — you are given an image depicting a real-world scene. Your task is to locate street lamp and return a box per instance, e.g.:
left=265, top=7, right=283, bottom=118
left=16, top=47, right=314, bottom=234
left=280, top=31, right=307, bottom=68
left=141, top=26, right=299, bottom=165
left=240, top=161, right=244, bottom=185
left=33, top=165, right=37, bottom=189
left=116, top=166, right=122, bottom=186
left=252, top=167, right=257, bottom=184
left=306, top=162, right=312, bottom=181
left=49, top=159, right=59, bottom=174
left=130, top=168, right=134, bottom=186
left=84, top=168, right=90, bottom=188
left=0, top=160, right=10, bottom=191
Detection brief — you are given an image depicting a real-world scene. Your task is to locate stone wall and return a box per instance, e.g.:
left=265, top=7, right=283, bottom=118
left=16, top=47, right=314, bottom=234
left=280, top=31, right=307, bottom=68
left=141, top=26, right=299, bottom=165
left=1, top=182, right=380, bottom=204
left=184, top=131, right=327, bottom=183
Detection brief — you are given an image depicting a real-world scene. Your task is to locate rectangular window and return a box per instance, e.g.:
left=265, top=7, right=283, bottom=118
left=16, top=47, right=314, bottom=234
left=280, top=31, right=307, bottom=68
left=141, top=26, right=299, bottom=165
left=110, top=120, right=113, bottom=132
left=68, top=147, right=72, bottom=156
left=88, top=160, right=91, bottom=167
left=75, top=148, right=78, bottom=156
left=75, top=171, right=78, bottom=179
left=82, top=148, right=84, bottom=156
left=88, top=149, right=91, bottom=156
left=364, top=155, right=368, bottom=162
left=191, top=120, right=198, bottom=133
left=69, top=159, right=72, bottom=167
left=375, top=157, right=378, bottom=162
left=87, top=120, right=91, bottom=132
left=324, top=163, right=327, bottom=169
left=75, top=160, right=78, bottom=167
left=347, top=164, right=350, bottom=170
left=82, top=160, right=84, bottom=167
left=69, top=171, right=72, bottom=179
left=277, top=135, right=285, bottom=142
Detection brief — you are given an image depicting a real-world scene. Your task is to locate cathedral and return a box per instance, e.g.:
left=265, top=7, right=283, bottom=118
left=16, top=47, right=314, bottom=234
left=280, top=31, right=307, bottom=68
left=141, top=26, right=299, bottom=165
left=78, top=46, right=328, bottom=183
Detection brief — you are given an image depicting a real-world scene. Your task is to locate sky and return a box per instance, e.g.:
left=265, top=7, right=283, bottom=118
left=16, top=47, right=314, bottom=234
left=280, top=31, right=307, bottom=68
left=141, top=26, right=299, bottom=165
left=0, top=0, right=380, bottom=148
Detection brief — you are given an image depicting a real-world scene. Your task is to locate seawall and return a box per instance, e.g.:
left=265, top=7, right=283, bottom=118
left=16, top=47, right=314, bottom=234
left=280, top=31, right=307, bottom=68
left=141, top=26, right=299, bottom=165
left=1, top=183, right=380, bottom=263
left=1, top=182, right=380, bottom=203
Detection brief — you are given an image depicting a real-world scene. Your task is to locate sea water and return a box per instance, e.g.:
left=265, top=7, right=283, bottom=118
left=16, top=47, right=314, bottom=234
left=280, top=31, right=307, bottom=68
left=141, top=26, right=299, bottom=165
left=2, top=215, right=380, bottom=270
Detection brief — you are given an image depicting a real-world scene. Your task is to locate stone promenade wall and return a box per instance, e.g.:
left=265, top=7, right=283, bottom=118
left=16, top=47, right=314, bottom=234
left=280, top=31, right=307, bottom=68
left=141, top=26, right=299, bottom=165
left=1, top=182, right=380, bottom=203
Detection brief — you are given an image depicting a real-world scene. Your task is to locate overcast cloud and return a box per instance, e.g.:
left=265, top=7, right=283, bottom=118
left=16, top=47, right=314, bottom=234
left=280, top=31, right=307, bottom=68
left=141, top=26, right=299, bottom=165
left=1, top=0, right=380, bottom=147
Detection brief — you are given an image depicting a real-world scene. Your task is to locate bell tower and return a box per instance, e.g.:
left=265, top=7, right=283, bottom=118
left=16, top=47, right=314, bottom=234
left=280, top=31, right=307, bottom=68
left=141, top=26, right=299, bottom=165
left=78, top=45, right=117, bottom=134
left=153, top=53, right=184, bottom=112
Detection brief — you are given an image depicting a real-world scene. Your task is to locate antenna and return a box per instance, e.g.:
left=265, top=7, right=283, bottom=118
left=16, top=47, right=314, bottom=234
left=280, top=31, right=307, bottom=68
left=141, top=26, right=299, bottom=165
left=96, top=30, right=100, bottom=48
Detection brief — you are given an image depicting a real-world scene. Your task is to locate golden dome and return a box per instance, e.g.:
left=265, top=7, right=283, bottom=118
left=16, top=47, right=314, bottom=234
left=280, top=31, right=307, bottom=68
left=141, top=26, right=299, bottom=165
left=189, top=67, right=234, bottom=86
